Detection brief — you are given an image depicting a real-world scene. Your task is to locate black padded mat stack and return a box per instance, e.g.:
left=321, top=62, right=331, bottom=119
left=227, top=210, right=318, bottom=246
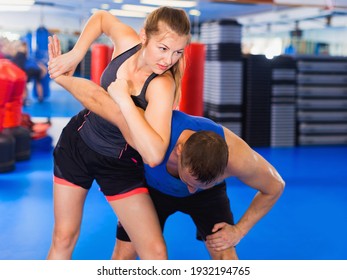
left=200, top=19, right=243, bottom=137
left=270, top=55, right=297, bottom=147
left=296, top=55, right=347, bottom=145
left=243, top=55, right=272, bottom=147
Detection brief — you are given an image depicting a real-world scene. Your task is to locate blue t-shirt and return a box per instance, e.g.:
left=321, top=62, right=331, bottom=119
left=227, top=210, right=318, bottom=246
left=144, top=110, right=225, bottom=197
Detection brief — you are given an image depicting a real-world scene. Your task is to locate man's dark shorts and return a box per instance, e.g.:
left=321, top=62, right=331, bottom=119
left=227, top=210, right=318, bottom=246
left=117, top=181, right=234, bottom=241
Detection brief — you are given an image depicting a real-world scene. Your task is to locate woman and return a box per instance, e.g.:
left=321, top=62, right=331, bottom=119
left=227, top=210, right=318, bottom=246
left=47, top=7, right=191, bottom=259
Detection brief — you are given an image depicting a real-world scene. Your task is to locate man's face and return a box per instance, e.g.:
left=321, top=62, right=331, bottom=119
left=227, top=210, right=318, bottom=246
left=177, top=164, right=218, bottom=194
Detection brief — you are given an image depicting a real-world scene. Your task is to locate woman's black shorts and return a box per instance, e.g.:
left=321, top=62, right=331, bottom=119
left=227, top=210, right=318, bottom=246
left=53, top=110, right=146, bottom=199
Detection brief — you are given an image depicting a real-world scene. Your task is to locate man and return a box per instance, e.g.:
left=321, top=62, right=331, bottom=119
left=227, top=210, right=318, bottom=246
left=112, top=110, right=285, bottom=260
left=48, top=36, right=284, bottom=260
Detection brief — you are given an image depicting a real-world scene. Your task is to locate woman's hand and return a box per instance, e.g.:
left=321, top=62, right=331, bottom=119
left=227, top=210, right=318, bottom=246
left=107, top=79, right=133, bottom=106
left=48, top=35, right=81, bottom=79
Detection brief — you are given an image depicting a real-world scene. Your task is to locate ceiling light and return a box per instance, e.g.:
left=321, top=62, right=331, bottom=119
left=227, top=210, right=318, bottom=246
left=140, top=0, right=197, bottom=8
left=100, top=4, right=110, bottom=10
left=122, top=4, right=157, bottom=13
left=189, top=9, right=200, bottom=16
left=0, top=0, right=34, bottom=10
left=0, top=6, right=32, bottom=11
left=0, top=0, right=34, bottom=4
left=109, top=9, right=147, bottom=18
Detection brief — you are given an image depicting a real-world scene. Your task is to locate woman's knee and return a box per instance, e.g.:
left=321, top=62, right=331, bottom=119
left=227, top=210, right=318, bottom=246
left=136, top=238, right=167, bottom=260
left=150, top=240, right=167, bottom=259
left=52, top=227, right=79, bottom=250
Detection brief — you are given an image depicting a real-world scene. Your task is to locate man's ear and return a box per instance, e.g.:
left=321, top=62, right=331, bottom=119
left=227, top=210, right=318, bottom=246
left=139, top=28, right=147, bottom=45
left=176, top=143, right=183, bottom=156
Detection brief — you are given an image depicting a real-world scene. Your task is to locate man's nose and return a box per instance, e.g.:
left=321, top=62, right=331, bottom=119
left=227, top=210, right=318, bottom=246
left=187, top=185, right=198, bottom=194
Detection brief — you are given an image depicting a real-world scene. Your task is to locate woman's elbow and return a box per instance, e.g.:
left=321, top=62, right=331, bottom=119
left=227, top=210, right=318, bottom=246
left=144, top=151, right=165, bottom=168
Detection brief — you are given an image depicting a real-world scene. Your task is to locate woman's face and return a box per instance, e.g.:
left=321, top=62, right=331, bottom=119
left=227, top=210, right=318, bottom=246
left=142, top=24, right=189, bottom=74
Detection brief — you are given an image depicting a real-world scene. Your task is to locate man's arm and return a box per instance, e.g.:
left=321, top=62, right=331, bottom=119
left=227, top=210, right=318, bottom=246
left=54, top=75, right=135, bottom=148
left=206, top=128, right=285, bottom=251
left=48, top=35, right=134, bottom=146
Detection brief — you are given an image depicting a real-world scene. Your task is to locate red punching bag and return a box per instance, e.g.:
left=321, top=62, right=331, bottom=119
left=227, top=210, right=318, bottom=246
left=0, top=60, right=31, bottom=161
left=0, top=60, right=14, bottom=132
left=91, top=44, right=111, bottom=85
left=179, top=43, right=205, bottom=116
left=0, top=60, right=20, bottom=170
left=2, top=61, right=27, bottom=128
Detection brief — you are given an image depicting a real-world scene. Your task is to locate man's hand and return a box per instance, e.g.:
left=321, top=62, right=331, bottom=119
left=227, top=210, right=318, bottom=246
left=205, top=222, right=244, bottom=251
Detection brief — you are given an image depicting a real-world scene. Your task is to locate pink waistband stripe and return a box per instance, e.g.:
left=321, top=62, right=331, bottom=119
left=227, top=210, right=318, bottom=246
left=54, top=176, right=81, bottom=188
left=106, top=187, right=148, bottom=201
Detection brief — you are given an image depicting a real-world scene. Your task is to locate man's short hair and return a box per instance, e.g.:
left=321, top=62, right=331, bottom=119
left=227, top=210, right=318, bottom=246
left=181, top=130, right=228, bottom=184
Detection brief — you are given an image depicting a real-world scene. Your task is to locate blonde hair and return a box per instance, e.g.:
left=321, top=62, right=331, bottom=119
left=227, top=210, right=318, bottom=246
left=144, top=6, right=191, bottom=106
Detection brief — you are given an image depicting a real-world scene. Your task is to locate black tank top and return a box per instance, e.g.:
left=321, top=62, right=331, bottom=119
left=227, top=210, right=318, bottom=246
left=79, top=44, right=158, bottom=158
